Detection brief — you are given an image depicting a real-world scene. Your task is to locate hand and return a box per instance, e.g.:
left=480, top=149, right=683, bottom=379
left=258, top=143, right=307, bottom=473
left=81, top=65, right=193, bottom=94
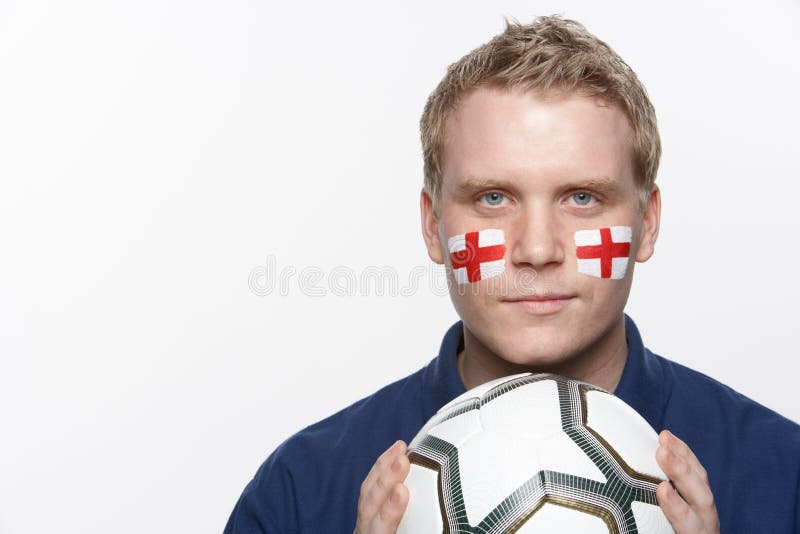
left=655, top=430, right=720, bottom=533
left=354, top=440, right=410, bottom=534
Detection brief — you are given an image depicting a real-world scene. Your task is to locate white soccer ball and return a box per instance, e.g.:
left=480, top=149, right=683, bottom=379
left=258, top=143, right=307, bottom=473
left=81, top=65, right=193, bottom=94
left=398, top=373, right=674, bottom=533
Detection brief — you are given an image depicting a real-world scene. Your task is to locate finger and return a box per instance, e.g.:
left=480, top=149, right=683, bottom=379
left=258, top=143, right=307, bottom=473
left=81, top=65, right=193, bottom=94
left=360, top=441, right=405, bottom=505
left=657, top=480, right=705, bottom=533
left=657, top=432, right=718, bottom=530
left=656, top=431, right=717, bottom=516
left=659, top=430, right=708, bottom=482
left=364, top=441, right=405, bottom=487
left=368, top=482, right=409, bottom=534
left=357, top=441, right=408, bottom=523
left=656, top=439, right=713, bottom=509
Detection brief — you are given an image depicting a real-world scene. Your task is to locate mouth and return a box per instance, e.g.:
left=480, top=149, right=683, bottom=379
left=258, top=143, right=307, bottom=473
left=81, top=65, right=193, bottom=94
left=502, top=293, right=575, bottom=315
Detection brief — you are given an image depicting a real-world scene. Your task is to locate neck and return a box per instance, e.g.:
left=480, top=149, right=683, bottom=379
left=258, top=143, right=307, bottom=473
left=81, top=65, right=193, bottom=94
left=457, top=317, right=629, bottom=393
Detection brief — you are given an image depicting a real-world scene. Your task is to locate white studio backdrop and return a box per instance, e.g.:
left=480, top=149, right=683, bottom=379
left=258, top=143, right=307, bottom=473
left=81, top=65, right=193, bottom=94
left=1, top=0, right=798, bottom=532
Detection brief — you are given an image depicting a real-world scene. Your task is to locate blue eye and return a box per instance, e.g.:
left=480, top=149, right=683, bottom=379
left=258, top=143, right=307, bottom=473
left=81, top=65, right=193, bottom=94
left=572, top=192, right=595, bottom=206
left=482, top=192, right=505, bottom=206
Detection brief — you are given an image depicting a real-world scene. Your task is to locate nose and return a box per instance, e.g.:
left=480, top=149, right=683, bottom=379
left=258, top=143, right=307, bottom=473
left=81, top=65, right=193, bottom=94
left=509, top=204, right=565, bottom=270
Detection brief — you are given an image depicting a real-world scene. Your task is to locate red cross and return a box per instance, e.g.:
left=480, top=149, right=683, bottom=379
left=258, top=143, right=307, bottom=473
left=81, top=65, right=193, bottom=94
left=450, top=231, right=506, bottom=283
left=576, top=227, right=631, bottom=278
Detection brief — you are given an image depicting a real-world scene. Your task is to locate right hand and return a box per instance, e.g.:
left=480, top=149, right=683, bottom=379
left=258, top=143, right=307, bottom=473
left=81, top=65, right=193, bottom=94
left=354, top=439, right=411, bottom=534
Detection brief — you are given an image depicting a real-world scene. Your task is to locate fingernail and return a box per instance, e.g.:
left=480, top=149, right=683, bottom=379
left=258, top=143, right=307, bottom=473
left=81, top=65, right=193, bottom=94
left=391, top=457, right=400, bottom=472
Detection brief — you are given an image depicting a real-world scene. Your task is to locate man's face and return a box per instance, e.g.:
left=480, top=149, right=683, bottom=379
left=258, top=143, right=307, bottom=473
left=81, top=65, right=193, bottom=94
left=421, top=86, right=660, bottom=368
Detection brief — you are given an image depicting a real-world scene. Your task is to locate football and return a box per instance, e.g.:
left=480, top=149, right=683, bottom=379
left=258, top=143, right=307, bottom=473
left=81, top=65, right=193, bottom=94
left=397, top=373, right=674, bottom=533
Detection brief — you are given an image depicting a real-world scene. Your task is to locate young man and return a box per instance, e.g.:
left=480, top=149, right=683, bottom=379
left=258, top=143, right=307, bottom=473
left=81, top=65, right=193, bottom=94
left=225, top=16, right=800, bottom=533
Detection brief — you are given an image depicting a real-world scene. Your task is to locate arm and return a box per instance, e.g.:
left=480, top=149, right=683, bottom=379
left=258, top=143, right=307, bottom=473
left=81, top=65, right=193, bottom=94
left=795, top=463, right=800, bottom=534
left=224, top=448, right=301, bottom=534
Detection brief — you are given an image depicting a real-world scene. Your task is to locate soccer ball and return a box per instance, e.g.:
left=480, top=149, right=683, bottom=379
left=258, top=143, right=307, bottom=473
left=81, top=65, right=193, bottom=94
left=397, top=373, right=673, bottom=533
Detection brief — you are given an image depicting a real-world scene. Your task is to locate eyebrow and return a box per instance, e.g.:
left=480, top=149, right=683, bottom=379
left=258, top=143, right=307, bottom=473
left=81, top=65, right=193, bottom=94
left=454, top=175, right=623, bottom=195
left=454, top=177, right=518, bottom=196
left=562, top=176, right=622, bottom=194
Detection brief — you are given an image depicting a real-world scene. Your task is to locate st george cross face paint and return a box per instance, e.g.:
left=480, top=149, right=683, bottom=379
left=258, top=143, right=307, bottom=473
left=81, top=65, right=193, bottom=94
left=574, top=226, right=632, bottom=280
left=447, top=229, right=506, bottom=285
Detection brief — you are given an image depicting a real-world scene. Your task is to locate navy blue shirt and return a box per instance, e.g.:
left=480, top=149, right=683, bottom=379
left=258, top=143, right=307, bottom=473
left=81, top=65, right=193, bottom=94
left=225, top=316, right=800, bottom=533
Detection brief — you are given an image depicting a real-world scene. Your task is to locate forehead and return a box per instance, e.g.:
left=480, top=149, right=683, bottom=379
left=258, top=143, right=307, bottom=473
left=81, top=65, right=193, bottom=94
left=440, top=87, right=636, bottom=194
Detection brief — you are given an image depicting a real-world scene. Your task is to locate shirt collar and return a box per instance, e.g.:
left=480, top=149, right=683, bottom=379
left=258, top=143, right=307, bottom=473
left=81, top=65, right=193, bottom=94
left=422, top=314, right=667, bottom=432
left=421, top=321, right=467, bottom=422
left=614, top=314, right=669, bottom=432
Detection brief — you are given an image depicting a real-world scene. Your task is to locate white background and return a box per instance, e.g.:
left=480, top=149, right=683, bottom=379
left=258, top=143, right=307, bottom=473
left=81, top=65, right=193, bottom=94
left=1, top=0, right=799, bottom=532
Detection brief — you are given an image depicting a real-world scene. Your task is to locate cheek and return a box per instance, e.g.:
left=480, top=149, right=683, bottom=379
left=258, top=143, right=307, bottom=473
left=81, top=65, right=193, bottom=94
left=448, top=284, right=511, bottom=343
left=573, top=225, right=635, bottom=281
left=442, top=225, right=509, bottom=287
left=576, top=254, right=636, bottom=305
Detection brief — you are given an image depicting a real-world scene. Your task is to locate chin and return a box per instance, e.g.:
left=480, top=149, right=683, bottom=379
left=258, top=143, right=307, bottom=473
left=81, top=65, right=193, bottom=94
left=501, top=339, right=580, bottom=370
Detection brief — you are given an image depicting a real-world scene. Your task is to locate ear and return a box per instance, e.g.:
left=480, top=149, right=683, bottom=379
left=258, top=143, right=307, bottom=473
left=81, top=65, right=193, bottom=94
left=420, top=189, right=445, bottom=264
left=635, top=185, right=661, bottom=263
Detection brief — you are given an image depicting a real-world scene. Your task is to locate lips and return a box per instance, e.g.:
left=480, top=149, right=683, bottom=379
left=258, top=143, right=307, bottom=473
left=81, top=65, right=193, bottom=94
left=503, top=293, right=573, bottom=302
left=502, top=293, right=574, bottom=314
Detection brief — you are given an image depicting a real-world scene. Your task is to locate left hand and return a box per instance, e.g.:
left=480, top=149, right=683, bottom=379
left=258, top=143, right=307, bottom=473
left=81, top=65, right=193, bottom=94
left=655, top=429, right=720, bottom=533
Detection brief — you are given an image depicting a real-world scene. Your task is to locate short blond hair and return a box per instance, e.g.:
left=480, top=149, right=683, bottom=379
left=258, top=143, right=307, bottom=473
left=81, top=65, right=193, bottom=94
left=421, top=15, right=661, bottom=212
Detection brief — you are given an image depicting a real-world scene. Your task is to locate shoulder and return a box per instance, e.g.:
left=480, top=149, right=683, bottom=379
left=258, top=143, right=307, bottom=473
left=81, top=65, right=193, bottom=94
left=265, top=362, right=427, bottom=474
left=649, top=351, right=800, bottom=530
left=653, top=349, right=800, bottom=454
left=225, top=365, right=430, bottom=533
left=288, top=364, right=428, bottom=455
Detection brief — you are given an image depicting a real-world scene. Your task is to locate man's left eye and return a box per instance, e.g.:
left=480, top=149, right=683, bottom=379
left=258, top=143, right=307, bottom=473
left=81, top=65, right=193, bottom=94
left=482, top=192, right=506, bottom=206
left=571, top=192, right=595, bottom=206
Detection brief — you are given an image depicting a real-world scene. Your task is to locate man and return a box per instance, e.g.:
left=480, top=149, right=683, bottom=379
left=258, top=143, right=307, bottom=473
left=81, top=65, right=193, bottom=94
left=225, top=16, right=800, bottom=533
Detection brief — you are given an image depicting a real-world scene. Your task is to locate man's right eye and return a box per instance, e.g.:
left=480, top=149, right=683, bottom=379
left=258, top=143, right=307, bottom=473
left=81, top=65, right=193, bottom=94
left=481, top=192, right=506, bottom=206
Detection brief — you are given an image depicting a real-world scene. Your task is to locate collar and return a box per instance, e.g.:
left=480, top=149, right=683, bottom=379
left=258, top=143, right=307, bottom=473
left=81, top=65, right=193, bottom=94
left=421, top=314, right=668, bottom=432
left=421, top=321, right=467, bottom=422
left=614, top=314, right=669, bottom=432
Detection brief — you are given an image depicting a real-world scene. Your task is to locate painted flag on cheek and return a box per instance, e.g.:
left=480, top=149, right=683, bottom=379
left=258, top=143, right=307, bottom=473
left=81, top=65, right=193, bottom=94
left=574, top=226, right=632, bottom=279
left=447, top=229, right=506, bottom=285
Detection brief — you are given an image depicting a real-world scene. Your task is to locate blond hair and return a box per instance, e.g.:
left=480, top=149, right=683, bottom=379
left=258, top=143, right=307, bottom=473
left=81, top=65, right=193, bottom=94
left=421, top=15, right=661, bottom=213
